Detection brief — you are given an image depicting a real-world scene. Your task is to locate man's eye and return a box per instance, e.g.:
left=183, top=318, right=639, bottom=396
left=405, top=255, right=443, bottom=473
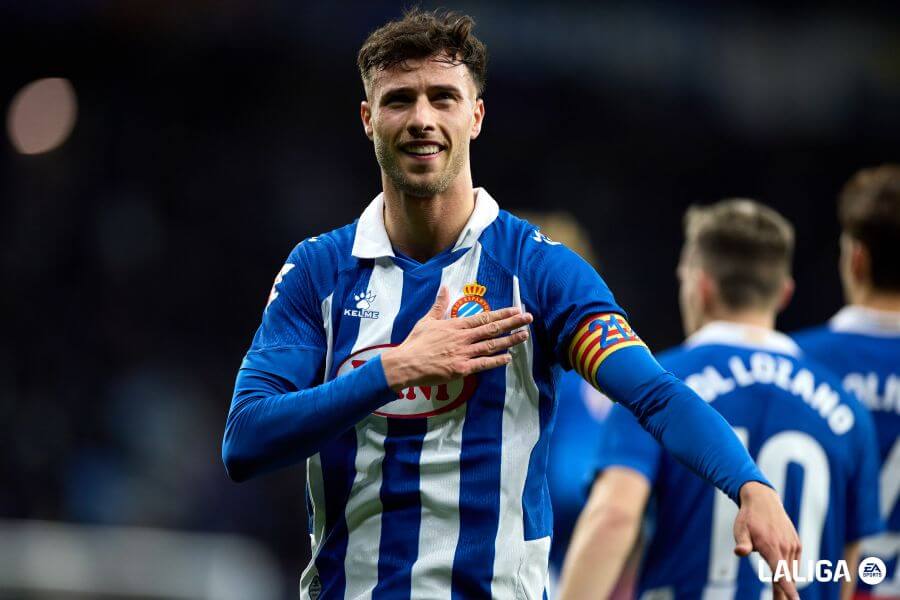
left=434, top=92, right=455, bottom=102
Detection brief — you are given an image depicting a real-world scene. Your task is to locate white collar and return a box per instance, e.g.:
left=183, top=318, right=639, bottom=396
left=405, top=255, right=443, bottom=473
left=685, top=321, right=801, bottom=357
left=829, top=305, right=900, bottom=337
left=351, top=187, right=500, bottom=259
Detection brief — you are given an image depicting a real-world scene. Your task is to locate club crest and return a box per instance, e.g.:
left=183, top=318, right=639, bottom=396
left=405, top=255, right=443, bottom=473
left=450, top=282, right=491, bottom=318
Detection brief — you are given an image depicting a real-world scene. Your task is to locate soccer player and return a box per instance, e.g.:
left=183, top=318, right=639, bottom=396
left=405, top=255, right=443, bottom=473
left=792, top=165, right=900, bottom=598
left=222, top=10, right=801, bottom=599
left=557, top=200, right=882, bottom=600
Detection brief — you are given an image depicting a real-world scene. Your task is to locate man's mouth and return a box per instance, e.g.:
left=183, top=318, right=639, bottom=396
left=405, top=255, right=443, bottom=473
left=400, top=142, right=445, bottom=158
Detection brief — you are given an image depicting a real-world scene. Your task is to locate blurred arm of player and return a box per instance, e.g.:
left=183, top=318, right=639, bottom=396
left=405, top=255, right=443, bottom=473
left=839, top=402, right=883, bottom=600
left=224, top=264, right=531, bottom=482
left=841, top=542, right=861, bottom=600
left=557, top=468, right=649, bottom=600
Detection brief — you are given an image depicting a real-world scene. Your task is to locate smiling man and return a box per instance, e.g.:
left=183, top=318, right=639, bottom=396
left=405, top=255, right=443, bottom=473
left=222, top=9, right=801, bottom=600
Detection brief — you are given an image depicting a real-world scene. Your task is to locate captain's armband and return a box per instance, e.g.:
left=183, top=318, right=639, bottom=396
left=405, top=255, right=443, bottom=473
left=568, top=313, right=647, bottom=389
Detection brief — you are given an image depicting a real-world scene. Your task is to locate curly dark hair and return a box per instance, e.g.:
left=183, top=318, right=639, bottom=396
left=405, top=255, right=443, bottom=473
left=839, top=164, right=900, bottom=290
left=357, top=8, right=488, bottom=97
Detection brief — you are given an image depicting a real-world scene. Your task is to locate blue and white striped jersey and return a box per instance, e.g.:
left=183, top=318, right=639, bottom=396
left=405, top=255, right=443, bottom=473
left=247, top=189, right=625, bottom=599
left=793, top=307, right=900, bottom=598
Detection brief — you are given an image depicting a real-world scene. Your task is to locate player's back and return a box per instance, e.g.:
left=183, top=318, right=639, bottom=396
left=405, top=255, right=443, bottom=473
left=621, top=324, right=881, bottom=599
left=793, top=306, right=900, bottom=598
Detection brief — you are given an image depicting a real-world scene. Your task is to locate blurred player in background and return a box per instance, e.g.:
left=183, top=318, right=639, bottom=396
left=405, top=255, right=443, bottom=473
left=223, top=9, right=802, bottom=599
left=792, top=165, right=900, bottom=598
left=517, top=210, right=637, bottom=599
left=558, top=199, right=882, bottom=600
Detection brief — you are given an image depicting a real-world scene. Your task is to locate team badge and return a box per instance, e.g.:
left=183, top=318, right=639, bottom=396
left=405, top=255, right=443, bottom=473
left=450, top=282, right=491, bottom=318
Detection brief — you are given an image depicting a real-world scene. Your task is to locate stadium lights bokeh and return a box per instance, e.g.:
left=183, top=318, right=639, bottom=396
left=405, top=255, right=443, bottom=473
left=7, top=77, right=77, bottom=155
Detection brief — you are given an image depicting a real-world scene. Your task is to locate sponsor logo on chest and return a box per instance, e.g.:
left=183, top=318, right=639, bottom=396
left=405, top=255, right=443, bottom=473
left=336, top=282, right=494, bottom=418
left=336, top=344, right=477, bottom=418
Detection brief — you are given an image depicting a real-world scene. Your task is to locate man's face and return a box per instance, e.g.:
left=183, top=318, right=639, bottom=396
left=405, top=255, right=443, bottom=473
left=361, top=54, right=484, bottom=197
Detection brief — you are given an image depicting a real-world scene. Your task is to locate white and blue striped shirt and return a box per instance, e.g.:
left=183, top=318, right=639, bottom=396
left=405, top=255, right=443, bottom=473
left=228, top=188, right=768, bottom=598
left=239, top=189, right=623, bottom=599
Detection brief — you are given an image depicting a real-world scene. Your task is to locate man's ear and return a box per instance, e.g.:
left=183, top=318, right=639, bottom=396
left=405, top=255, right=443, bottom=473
left=360, top=100, right=374, bottom=141
left=698, top=269, right=718, bottom=312
left=851, top=240, right=872, bottom=285
left=777, top=276, right=795, bottom=312
left=471, top=98, right=485, bottom=140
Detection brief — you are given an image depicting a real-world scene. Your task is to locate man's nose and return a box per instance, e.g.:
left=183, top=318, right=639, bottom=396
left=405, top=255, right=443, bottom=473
left=407, top=96, right=435, bottom=136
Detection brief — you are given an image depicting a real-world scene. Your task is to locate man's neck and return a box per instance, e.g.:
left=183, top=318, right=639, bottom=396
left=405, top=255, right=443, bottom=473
left=382, top=177, right=476, bottom=263
left=699, top=309, right=776, bottom=332
left=850, top=291, right=900, bottom=312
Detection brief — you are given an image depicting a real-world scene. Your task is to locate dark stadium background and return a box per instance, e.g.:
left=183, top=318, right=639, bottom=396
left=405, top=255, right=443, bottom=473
left=1, top=1, right=898, bottom=597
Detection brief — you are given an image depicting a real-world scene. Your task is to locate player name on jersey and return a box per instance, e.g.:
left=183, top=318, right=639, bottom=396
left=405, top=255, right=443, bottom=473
left=684, top=351, right=855, bottom=435
left=843, top=372, right=900, bottom=413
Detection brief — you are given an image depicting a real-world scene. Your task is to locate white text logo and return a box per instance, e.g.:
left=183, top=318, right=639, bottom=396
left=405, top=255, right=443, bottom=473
left=530, top=229, right=560, bottom=245
left=343, top=290, right=379, bottom=319
left=858, top=557, right=887, bottom=585
left=758, top=560, right=851, bottom=585
left=266, top=263, right=295, bottom=309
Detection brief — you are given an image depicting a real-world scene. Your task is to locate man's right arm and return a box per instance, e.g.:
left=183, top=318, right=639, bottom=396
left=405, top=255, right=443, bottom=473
left=223, top=354, right=396, bottom=482
left=223, top=285, right=532, bottom=482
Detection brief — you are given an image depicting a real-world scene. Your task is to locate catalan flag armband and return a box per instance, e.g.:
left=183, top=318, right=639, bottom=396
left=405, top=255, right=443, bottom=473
left=568, top=313, right=647, bottom=390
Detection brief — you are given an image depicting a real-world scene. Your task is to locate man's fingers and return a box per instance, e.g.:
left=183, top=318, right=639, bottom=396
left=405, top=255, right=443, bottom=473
left=775, top=576, right=798, bottom=600
left=759, top=543, right=800, bottom=600
left=732, top=523, right=753, bottom=557
left=425, top=286, right=450, bottom=320
left=469, top=312, right=533, bottom=340
left=463, top=353, right=513, bottom=374
left=458, top=307, right=523, bottom=328
left=469, top=330, right=529, bottom=357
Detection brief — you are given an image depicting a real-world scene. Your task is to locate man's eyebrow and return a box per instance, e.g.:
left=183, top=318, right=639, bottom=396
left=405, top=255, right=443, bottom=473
left=378, top=84, right=464, bottom=101
left=428, top=84, right=463, bottom=95
left=378, top=86, right=415, bottom=101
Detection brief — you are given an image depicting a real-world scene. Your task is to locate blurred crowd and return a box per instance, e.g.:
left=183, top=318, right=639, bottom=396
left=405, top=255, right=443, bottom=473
left=2, top=2, right=899, bottom=596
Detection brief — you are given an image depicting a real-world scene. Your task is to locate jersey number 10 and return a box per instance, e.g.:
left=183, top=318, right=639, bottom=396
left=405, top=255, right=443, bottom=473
left=707, top=428, right=829, bottom=595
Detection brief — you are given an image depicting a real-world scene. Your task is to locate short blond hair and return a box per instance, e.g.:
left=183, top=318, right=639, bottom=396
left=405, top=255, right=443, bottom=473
left=684, top=199, right=794, bottom=310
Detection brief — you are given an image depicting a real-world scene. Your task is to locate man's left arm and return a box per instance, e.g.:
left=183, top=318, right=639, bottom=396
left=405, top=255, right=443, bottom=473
left=524, top=236, right=801, bottom=599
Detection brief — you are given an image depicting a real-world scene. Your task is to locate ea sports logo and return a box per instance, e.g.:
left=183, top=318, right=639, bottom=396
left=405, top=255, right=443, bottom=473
left=858, top=557, right=887, bottom=586
left=336, top=344, right=476, bottom=419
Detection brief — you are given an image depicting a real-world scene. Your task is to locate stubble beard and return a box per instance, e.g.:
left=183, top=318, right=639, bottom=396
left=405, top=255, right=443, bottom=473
left=375, top=137, right=467, bottom=197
